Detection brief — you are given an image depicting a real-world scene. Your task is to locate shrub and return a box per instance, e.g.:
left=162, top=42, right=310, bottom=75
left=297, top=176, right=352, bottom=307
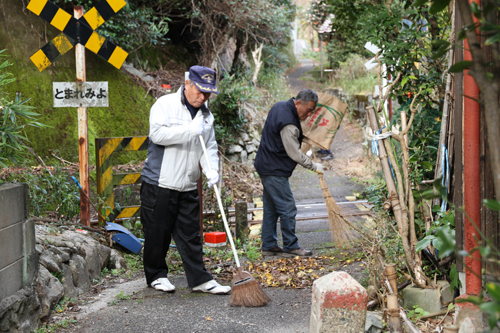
left=0, top=49, right=47, bottom=167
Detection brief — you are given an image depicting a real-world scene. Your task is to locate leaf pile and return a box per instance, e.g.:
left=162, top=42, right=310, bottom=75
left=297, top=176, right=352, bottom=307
left=244, top=256, right=334, bottom=289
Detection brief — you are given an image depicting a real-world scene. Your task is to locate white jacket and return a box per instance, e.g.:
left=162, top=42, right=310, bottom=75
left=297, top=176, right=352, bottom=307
left=141, top=86, right=219, bottom=191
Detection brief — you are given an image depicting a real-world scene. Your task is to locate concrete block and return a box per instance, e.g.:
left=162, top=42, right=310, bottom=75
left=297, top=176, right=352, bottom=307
left=402, top=280, right=452, bottom=313
left=0, top=183, right=27, bottom=229
left=23, top=251, right=39, bottom=288
left=0, top=259, right=23, bottom=301
left=310, top=271, right=368, bottom=333
left=0, top=222, right=23, bottom=269
left=23, top=219, right=36, bottom=256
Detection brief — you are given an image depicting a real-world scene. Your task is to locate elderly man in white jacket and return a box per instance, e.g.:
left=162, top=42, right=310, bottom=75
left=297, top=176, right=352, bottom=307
left=140, top=66, right=230, bottom=294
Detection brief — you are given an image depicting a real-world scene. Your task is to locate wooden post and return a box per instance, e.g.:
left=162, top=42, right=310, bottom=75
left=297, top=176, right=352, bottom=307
left=387, top=293, right=402, bottom=333
left=235, top=201, right=248, bottom=241
left=320, top=33, right=323, bottom=79
left=74, top=6, right=90, bottom=226
left=401, top=111, right=408, bottom=148
left=384, top=264, right=398, bottom=294
left=366, top=106, right=402, bottom=226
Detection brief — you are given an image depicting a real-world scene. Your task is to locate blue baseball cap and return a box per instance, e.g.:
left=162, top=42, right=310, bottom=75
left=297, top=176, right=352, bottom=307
left=189, top=66, right=219, bottom=94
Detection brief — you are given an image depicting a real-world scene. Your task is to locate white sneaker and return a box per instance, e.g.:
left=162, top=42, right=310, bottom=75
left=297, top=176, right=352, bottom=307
left=150, top=278, right=175, bottom=292
left=192, top=280, right=231, bottom=294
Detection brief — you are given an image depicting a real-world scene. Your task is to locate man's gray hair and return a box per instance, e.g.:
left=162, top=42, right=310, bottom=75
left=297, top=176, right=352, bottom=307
left=296, top=89, right=318, bottom=103
left=187, top=79, right=195, bottom=87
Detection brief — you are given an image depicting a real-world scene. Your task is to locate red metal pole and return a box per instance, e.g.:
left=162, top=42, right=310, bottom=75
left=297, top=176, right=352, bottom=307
left=463, top=0, right=481, bottom=296
left=75, top=6, right=90, bottom=226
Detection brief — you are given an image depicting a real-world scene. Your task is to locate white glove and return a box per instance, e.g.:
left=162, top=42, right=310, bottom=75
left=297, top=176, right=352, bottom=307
left=189, top=115, right=205, bottom=135
left=206, top=169, right=219, bottom=188
left=313, top=162, right=324, bottom=174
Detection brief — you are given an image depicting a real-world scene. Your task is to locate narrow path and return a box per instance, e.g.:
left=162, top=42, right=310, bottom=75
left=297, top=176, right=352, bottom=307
left=284, top=59, right=371, bottom=255
left=287, top=59, right=315, bottom=94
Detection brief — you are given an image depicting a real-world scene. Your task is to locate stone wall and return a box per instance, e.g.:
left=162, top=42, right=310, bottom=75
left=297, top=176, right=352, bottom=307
left=225, top=127, right=261, bottom=165
left=0, top=183, right=125, bottom=332
left=33, top=228, right=123, bottom=320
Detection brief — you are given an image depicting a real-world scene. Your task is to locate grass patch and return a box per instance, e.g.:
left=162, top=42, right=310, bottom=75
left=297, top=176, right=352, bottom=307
left=35, top=319, right=77, bottom=333
left=108, top=291, right=132, bottom=306
left=53, top=296, right=77, bottom=314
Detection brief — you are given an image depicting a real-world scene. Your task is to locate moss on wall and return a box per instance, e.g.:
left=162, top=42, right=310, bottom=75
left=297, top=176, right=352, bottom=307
left=1, top=0, right=154, bottom=164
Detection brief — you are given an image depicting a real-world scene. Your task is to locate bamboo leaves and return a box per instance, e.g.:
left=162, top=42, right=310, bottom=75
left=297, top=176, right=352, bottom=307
left=0, top=49, right=48, bottom=168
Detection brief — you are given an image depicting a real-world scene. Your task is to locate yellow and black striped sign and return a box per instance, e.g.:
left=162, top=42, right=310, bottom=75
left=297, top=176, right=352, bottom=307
left=27, top=0, right=128, bottom=71
left=96, top=136, right=149, bottom=222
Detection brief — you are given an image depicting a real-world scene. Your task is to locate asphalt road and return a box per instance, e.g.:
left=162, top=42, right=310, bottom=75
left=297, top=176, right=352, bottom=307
left=66, top=276, right=312, bottom=333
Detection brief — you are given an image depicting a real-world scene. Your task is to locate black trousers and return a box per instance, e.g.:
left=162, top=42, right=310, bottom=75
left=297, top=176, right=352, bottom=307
left=140, top=181, right=212, bottom=287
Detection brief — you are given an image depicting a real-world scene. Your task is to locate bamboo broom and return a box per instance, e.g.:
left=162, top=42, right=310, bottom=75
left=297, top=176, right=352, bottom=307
left=318, top=173, right=352, bottom=247
left=199, top=135, right=270, bottom=307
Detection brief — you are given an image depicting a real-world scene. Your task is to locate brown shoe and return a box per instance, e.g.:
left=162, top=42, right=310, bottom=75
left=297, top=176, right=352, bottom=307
left=283, top=248, right=313, bottom=257
left=262, top=246, right=283, bottom=256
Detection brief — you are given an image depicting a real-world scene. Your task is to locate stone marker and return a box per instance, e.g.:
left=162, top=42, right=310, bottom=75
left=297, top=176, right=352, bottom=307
left=310, top=271, right=368, bottom=333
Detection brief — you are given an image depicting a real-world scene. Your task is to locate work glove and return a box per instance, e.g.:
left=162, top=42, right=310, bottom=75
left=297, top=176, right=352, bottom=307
left=313, top=162, right=324, bottom=174
left=189, top=115, right=205, bottom=135
left=206, top=169, right=219, bottom=188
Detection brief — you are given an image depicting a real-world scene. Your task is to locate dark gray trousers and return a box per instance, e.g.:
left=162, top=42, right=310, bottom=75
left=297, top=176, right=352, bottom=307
left=140, top=181, right=212, bottom=287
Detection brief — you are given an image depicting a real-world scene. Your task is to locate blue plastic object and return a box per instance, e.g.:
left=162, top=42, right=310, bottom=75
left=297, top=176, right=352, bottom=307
left=105, top=222, right=143, bottom=253
left=71, top=176, right=82, bottom=189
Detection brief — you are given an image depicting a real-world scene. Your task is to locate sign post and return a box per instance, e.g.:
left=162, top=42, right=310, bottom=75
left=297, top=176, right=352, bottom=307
left=27, top=0, right=129, bottom=226
left=75, top=6, right=90, bottom=226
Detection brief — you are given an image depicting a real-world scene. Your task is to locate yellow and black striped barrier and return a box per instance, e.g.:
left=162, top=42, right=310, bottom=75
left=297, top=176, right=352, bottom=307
left=96, top=136, right=149, bottom=222
left=27, top=0, right=128, bottom=71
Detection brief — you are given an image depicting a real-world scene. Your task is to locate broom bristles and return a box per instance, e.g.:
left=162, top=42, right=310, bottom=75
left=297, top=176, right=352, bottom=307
left=230, top=279, right=271, bottom=307
left=318, top=174, right=353, bottom=246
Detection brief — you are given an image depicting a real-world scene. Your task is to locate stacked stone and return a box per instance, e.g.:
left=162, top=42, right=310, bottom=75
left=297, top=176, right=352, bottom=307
left=226, top=129, right=261, bottom=165
left=34, top=229, right=125, bottom=319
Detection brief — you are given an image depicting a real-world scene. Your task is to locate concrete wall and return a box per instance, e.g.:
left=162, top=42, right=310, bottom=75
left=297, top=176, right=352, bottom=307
left=0, top=183, right=37, bottom=301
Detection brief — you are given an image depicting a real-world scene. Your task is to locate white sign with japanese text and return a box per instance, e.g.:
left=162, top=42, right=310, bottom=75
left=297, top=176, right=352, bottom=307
left=53, top=82, right=108, bottom=108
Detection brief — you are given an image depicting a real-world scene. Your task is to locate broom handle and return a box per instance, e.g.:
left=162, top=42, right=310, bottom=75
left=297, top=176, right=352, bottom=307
left=199, top=135, right=241, bottom=268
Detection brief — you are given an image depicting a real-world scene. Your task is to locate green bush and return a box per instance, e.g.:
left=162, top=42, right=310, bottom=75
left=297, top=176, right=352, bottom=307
left=9, top=167, right=80, bottom=220
left=329, top=54, right=377, bottom=94
left=210, top=72, right=253, bottom=147
left=0, top=49, right=47, bottom=167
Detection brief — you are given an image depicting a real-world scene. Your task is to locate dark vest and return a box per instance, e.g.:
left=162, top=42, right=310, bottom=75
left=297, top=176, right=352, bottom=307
left=254, top=98, right=303, bottom=177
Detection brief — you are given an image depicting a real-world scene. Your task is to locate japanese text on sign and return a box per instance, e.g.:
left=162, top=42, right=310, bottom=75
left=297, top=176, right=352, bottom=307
left=53, top=82, right=109, bottom=107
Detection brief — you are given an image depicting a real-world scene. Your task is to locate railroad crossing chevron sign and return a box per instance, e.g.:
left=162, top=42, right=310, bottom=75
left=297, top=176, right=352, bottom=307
left=27, top=0, right=129, bottom=71
left=96, top=136, right=149, bottom=222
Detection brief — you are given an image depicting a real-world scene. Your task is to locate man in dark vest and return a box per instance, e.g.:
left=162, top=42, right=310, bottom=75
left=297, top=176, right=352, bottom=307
left=254, top=89, right=323, bottom=257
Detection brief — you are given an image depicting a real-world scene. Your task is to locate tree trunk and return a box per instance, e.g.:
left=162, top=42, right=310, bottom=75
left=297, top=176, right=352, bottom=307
left=251, top=43, right=264, bottom=84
